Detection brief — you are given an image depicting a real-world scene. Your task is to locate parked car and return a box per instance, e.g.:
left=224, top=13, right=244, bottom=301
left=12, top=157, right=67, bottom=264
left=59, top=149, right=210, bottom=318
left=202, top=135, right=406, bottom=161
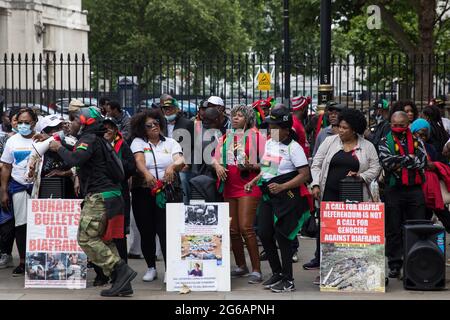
left=5, top=103, right=64, bottom=117
left=50, top=97, right=98, bottom=114
left=178, top=100, right=198, bottom=117
left=138, top=99, right=198, bottom=117
left=139, top=98, right=160, bottom=110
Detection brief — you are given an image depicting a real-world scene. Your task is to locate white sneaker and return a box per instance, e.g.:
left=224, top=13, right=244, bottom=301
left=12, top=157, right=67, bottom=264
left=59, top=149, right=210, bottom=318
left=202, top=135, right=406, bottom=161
left=0, top=254, right=13, bottom=269
left=143, top=267, right=157, bottom=282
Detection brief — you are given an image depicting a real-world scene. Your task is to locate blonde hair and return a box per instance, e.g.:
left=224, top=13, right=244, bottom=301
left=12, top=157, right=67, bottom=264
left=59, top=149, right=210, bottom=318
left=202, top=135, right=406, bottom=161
left=230, top=104, right=255, bottom=129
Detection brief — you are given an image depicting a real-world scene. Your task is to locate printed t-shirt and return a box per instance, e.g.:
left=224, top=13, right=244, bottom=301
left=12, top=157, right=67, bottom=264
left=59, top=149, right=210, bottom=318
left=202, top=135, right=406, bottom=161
left=260, top=138, right=308, bottom=181
left=0, top=133, right=34, bottom=185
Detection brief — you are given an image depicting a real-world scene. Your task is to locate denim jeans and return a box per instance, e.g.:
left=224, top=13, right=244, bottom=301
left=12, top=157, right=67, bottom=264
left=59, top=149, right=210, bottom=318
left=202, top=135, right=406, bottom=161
left=180, top=171, right=193, bottom=204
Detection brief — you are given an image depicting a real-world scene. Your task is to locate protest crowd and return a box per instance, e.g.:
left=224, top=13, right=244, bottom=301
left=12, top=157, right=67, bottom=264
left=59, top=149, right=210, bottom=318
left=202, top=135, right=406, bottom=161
left=0, top=93, right=449, bottom=296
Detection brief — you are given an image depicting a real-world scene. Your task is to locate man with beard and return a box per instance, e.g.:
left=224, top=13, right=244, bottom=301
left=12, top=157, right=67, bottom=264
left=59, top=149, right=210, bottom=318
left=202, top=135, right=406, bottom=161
left=48, top=107, right=137, bottom=296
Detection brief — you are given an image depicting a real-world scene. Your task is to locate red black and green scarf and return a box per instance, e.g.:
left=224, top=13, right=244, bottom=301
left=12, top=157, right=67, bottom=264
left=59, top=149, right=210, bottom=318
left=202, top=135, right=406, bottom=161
left=386, top=129, right=423, bottom=187
left=216, top=129, right=260, bottom=193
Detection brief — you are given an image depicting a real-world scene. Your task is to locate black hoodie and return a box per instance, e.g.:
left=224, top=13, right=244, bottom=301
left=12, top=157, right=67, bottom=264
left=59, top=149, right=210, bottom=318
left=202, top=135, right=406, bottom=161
left=57, top=122, right=120, bottom=195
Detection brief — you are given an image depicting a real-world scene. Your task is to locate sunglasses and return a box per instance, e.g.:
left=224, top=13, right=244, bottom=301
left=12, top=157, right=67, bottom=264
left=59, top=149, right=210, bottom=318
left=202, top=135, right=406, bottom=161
left=145, top=121, right=160, bottom=129
left=18, top=121, right=32, bottom=125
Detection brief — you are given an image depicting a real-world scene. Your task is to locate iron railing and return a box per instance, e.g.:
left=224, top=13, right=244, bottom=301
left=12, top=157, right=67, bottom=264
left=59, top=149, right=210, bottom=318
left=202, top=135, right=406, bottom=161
left=1, top=53, right=449, bottom=118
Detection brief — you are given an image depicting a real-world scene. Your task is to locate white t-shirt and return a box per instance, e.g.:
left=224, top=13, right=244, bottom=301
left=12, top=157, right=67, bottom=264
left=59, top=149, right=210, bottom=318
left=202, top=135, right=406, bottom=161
left=261, top=138, right=308, bottom=181
left=130, top=136, right=183, bottom=179
left=167, top=124, right=175, bottom=139
left=0, top=133, right=34, bottom=185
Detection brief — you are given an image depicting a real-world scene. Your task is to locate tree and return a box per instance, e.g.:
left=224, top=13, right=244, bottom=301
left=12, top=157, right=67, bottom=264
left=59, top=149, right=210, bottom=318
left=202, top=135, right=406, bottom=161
left=83, top=0, right=251, bottom=94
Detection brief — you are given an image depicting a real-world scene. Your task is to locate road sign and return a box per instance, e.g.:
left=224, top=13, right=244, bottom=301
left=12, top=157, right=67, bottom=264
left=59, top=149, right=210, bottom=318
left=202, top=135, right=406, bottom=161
left=257, top=73, right=271, bottom=91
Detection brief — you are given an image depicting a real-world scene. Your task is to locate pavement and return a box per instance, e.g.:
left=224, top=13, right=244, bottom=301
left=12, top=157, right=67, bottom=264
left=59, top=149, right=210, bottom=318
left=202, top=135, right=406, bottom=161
left=1, top=236, right=450, bottom=300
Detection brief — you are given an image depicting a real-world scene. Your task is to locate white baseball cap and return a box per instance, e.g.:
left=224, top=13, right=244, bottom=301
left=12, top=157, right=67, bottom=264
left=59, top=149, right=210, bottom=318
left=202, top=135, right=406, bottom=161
left=206, top=96, right=224, bottom=107
left=39, top=114, right=63, bottom=132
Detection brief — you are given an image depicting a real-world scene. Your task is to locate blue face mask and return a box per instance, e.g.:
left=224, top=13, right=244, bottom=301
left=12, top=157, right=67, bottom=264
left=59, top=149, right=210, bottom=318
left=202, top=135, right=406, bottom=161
left=165, top=114, right=177, bottom=122
left=18, top=123, right=32, bottom=136
left=12, top=127, right=18, bottom=133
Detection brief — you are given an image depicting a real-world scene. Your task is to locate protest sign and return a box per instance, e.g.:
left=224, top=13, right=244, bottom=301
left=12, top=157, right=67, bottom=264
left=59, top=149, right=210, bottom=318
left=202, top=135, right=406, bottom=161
left=320, top=202, right=385, bottom=292
left=25, top=199, right=87, bottom=289
left=166, top=203, right=230, bottom=292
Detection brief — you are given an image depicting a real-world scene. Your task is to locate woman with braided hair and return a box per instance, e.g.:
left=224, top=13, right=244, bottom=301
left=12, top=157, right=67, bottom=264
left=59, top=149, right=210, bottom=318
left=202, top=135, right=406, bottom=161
left=422, top=105, right=449, bottom=162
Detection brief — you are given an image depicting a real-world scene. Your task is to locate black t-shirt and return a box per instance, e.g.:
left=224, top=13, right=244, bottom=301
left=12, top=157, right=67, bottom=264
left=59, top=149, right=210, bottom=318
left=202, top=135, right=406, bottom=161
left=322, top=150, right=360, bottom=201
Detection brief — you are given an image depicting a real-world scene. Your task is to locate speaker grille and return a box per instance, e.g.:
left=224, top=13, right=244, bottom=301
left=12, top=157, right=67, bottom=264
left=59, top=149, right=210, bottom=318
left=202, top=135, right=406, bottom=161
left=190, top=187, right=204, bottom=200
left=39, top=177, right=65, bottom=199
left=406, top=244, right=444, bottom=285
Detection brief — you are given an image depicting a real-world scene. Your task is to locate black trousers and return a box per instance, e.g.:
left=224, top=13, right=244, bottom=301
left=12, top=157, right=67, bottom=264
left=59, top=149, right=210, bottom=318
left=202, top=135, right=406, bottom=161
left=0, top=219, right=15, bottom=255
left=257, top=200, right=294, bottom=280
left=131, top=187, right=167, bottom=269
left=385, top=185, right=426, bottom=269
left=426, top=208, right=450, bottom=233
left=15, top=224, right=27, bottom=260
left=122, top=184, right=131, bottom=234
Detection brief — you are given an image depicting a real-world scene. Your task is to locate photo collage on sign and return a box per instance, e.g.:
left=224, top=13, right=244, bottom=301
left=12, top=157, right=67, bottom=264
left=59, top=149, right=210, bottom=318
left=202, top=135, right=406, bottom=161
left=25, top=252, right=87, bottom=282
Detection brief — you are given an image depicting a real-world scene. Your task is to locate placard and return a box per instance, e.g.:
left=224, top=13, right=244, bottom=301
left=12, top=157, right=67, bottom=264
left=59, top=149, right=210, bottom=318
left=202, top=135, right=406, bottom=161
left=166, top=203, right=230, bottom=292
left=320, top=202, right=385, bottom=292
left=25, top=199, right=87, bottom=289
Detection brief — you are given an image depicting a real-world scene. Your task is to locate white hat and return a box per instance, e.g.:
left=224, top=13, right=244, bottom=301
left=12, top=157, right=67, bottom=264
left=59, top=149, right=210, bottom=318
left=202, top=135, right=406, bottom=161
left=207, top=96, right=224, bottom=107
left=39, top=114, right=63, bottom=132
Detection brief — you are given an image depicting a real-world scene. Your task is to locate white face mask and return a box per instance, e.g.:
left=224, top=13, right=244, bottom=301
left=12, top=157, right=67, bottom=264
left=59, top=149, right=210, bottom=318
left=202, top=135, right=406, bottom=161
left=165, top=114, right=177, bottom=122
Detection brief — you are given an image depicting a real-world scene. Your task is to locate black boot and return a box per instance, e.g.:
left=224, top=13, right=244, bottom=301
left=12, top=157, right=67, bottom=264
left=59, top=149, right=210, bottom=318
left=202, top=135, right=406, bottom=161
left=94, top=274, right=110, bottom=287
left=100, top=260, right=137, bottom=297
left=93, top=264, right=110, bottom=286
left=117, top=282, right=133, bottom=297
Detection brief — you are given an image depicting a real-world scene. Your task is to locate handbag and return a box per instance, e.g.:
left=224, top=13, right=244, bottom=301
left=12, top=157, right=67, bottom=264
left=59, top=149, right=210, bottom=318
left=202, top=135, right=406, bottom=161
left=147, top=141, right=184, bottom=205
left=301, top=208, right=319, bottom=238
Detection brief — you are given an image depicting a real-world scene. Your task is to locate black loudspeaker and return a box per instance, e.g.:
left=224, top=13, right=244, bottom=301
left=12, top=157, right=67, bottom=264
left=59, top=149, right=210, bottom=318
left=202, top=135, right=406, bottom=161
left=39, top=177, right=66, bottom=199
left=339, top=176, right=364, bottom=202
left=403, top=220, right=446, bottom=290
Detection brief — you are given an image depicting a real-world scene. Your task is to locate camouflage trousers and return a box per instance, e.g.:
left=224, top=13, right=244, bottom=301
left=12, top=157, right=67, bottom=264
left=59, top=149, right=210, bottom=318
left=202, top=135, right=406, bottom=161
left=78, top=193, right=120, bottom=277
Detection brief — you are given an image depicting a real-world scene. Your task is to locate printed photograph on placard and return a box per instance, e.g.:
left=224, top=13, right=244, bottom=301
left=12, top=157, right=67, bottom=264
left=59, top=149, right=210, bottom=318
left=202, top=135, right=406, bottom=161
left=181, top=235, right=222, bottom=261
left=185, top=205, right=218, bottom=226
left=187, top=261, right=204, bottom=277
left=320, top=243, right=385, bottom=292
left=46, top=253, right=68, bottom=281
left=25, top=252, right=47, bottom=281
left=66, top=253, right=87, bottom=281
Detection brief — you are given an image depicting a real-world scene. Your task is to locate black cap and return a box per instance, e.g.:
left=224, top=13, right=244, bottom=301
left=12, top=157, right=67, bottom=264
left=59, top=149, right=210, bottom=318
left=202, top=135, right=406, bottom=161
left=265, top=106, right=292, bottom=125
left=326, top=101, right=346, bottom=112
left=103, top=116, right=118, bottom=127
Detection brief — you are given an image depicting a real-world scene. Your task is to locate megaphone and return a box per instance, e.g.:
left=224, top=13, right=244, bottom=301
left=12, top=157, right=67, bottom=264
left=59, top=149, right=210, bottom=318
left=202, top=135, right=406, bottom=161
left=31, top=130, right=73, bottom=157
left=32, top=136, right=55, bottom=157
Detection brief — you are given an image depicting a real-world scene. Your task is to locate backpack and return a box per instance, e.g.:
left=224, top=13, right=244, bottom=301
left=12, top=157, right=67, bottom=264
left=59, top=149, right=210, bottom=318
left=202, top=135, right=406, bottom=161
left=97, top=136, right=125, bottom=183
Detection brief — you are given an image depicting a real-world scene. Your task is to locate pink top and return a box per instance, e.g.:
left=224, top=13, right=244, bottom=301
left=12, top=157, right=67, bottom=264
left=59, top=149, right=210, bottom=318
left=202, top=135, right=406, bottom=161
left=215, top=128, right=265, bottom=199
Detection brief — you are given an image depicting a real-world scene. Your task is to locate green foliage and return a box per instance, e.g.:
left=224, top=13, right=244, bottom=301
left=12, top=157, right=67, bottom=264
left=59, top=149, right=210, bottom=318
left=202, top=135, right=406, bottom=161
left=83, top=0, right=250, bottom=59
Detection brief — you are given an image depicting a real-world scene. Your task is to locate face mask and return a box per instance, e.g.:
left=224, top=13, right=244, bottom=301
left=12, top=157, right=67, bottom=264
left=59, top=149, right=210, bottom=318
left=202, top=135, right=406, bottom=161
left=165, top=114, right=177, bottom=122
left=391, top=127, right=408, bottom=135
left=17, top=123, right=32, bottom=136
left=12, top=127, right=18, bottom=133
